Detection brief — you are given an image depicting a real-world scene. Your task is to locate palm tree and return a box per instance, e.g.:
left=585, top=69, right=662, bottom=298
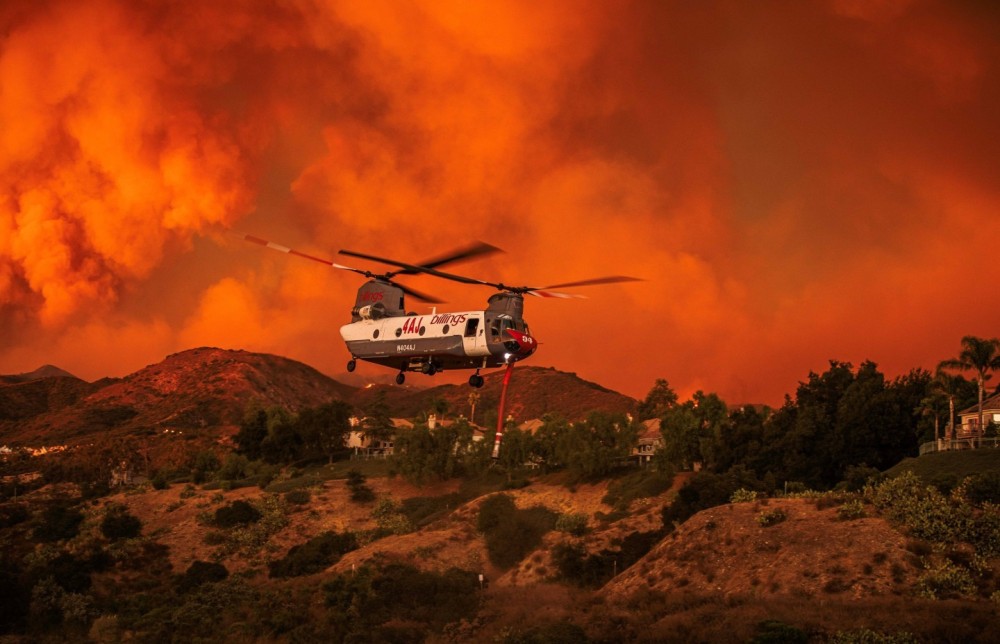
left=939, top=336, right=1000, bottom=442
left=929, top=368, right=964, bottom=441
left=468, top=391, right=481, bottom=424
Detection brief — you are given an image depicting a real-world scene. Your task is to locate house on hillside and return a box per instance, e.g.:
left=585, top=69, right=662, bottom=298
left=347, top=416, right=488, bottom=458
left=630, top=418, right=663, bottom=466
left=346, top=417, right=413, bottom=458
left=957, top=391, right=1000, bottom=439
left=518, top=419, right=544, bottom=434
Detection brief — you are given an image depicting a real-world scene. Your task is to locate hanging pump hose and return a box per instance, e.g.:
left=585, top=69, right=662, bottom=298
left=491, top=362, right=515, bottom=459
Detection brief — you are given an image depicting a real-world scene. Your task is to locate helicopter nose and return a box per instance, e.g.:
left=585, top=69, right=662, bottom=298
left=504, top=329, right=538, bottom=357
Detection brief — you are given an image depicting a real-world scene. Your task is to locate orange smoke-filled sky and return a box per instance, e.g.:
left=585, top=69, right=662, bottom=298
left=2, top=0, right=1000, bottom=405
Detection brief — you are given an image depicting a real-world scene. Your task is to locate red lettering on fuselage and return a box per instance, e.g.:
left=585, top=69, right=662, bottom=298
left=430, top=313, right=467, bottom=325
left=402, top=317, right=424, bottom=334
left=361, top=291, right=384, bottom=302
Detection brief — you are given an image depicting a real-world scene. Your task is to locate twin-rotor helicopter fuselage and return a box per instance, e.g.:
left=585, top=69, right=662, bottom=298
left=239, top=234, right=636, bottom=388
left=342, top=280, right=536, bottom=387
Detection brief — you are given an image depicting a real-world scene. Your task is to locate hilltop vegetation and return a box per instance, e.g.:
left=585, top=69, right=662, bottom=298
left=3, top=338, right=1000, bottom=641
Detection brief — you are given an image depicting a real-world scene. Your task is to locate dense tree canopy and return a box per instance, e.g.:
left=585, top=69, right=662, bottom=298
left=661, top=361, right=936, bottom=489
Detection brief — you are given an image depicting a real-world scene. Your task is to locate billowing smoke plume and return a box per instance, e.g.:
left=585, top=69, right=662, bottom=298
left=2, top=0, right=999, bottom=404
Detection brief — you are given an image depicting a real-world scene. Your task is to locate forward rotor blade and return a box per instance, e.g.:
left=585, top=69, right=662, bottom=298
left=393, top=281, right=445, bottom=304
left=239, top=233, right=340, bottom=267
left=239, top=232, right=399, bottom=280
left=339, top=249, right=501, bottom=288
left=393, top=241, right=502, bottom=276
left=237, top=232, right=449, bottom=301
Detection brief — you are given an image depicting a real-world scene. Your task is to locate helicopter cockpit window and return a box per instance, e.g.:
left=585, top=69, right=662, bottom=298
left=464, top=318, right=479, bottom=338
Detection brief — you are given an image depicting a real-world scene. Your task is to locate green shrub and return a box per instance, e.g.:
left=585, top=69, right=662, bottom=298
left=829, top=629, right=918, bottom=643
left=214, top=500, right=261, bottom=528
left=477, top=498, right=557, bottom=569
left=839, top=465, right=882, bottom=492
left=662, top=468, right=764, bottom=526
left=177, top=560, right=229, bottom=593
left=151, top=471, right=169, bottom=490
left=346, top=469, right=376, bottom=503
left=837, top=500, right=867, bottom=521
left=323, top=563, right=479, bottom=639
left=553, top=528, right=664, bottom=588
left=268, top=531, right=358, bottom=578
left=757, top=508, right=787, bottom=527
left=964, top=472, right=1000, bottom=506
left=218, top=454, right=250, bottom=481
left=751, top=620, right=807, bottom=644
left=602, top=469, right=675, bottom=509
left=730, top=488, right=759, bottom=503
left=477, top=493, right=517, bottom=534
left=33, top=504, right=84, bottom=542
left=283, top=489, right=311, bottom=506
left=867, top=472, right=969, bottom=543
left=372, top=497, right=414, bottom=535
left=214, top=495, right=289, bottom=556
left=100, top=505, right=143, bottom=540
left=0, top=503, right=29, bottom=528
left=916, top=559, right=976, bottom=599
left=399, top=493, right=465, bottom=527
left=552, top=541, right=609, bottom=588
left=499, top=621, right=589, bottom=643
left=555, top=513, right=589, bottom=536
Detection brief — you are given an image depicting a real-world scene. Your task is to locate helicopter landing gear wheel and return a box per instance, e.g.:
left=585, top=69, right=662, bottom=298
left=395, top=372, right=405, bottom=385
left=346, top=359, right=356, bottom=373
left=468, top=374, right=484, bottom=388
left=421, top=363, right=437, bottom=376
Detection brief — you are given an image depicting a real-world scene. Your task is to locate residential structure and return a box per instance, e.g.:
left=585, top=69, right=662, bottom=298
left=630, top=418, right=663, bottom=466
left=957, top=391, right=1000, bottom=438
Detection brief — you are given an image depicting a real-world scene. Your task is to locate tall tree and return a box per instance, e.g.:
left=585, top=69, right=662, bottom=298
left=657, top=391, right=730, bottom=472
left=637, top=379, right=679, bottom=420
left=557, top=412, right=637, bottom=479
left=939, top=336, right=1000, bottom=440
left=298, top=401, right=353, bottom=463
left=360, top=391, right=395, bottom=445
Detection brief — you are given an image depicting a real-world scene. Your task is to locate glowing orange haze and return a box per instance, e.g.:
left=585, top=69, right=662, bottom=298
left=2, top=1, right=999, bottom=405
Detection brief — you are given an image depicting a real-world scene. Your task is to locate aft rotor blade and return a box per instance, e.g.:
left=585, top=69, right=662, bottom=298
left=539, top=275, right=643, bottom=289
left=393, top=281, right=445, bottom=304
left=525, top=290, right=586, bottom=299
left=339, top=249, right=501, bottom=288
left=393, top=241, right=502, bottom=276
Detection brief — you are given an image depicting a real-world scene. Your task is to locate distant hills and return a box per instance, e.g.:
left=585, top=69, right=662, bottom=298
left=0, top=348, right=637, bottom=445
left=350, top=365, right=636, bottom=423
left=0, top=364, right=78, bottom=384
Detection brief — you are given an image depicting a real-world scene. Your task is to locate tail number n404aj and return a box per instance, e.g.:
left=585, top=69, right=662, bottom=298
left=396, top=344, right=416, bottom=352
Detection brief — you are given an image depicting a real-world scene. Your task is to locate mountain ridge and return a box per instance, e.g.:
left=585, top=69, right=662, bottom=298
left=0, top=348, right=636, bottom=445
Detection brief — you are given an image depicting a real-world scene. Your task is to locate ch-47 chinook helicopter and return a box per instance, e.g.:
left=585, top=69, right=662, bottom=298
left=240, top=234, right=639, bottom=388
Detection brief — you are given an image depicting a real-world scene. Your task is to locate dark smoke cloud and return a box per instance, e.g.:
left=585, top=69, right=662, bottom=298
left=2, top=0, right=999, bottom=404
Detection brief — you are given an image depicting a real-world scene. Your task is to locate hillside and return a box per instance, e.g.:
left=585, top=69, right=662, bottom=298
left=14, top=472, right=996, bottom=643
left=0, top=376, right=105, bottom=423
left=351, top=365, right=637, bottom=422
left=0, top=364, right=78, bottom=384
left=0, top=348, right=357, bottom=445
left=885, top=449, right=1000, bottom=487
left=0, top=351, right=636, bottom=447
